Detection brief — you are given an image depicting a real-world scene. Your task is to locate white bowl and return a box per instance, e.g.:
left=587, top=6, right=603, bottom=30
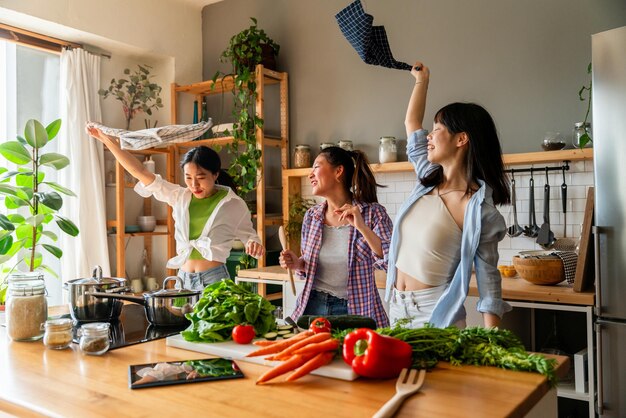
left=137, top=216, right=156, bottom=232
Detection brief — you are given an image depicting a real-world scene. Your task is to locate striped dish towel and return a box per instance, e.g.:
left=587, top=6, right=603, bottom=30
left=87, top=120, right=212, bottom=150
left=552, top=251, right=578, bottom=285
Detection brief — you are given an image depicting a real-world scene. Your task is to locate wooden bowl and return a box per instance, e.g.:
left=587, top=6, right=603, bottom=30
left=512, top=256, right=565, bottom=285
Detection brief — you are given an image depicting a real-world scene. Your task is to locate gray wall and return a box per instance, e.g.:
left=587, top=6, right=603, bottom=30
left=201, top=0, right=626, bottom=161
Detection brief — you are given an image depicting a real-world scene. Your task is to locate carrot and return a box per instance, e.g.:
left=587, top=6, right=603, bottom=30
left=293, top=338, right=339, bottom=355
left=246, top=331, right=314, bottom=357
left=272, top=332, right=331, bottom=360
left=255, top=353, right=315, bottom=384
left=285, top=351, right=335, bottom=382
left=253, top=340, right=276, bottom=347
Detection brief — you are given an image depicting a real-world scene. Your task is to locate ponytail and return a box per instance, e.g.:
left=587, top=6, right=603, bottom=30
left=319, top=146, right=384, bottom=204
left=216, top=169, right=238, bottom=193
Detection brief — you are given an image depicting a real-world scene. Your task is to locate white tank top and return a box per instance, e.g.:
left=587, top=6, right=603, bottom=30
left=396, top=195, right=462, bottom=286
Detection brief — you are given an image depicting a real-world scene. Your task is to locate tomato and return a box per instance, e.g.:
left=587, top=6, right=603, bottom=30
left=232, top=324, right=255, bottom=344
left=309, top=317, right=331, bottom=334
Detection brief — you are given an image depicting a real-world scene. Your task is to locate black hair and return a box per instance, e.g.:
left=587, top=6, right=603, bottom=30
left=180, top=146, right=237, bottom=193
left=420, top=102, right=511, bottom=205
left=318, top=146, right=384, bottom=203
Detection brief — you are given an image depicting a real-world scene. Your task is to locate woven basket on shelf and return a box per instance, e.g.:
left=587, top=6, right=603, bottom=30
left=512, top=256, right=565, bottom=285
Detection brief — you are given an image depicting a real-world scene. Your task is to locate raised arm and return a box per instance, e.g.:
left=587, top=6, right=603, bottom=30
left=86, top=125, right=155, bottom=186
left=404, top=62, right=430, bottom=136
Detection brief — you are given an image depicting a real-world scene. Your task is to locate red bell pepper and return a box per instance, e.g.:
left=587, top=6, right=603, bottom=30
left=342, top=328, right=413, bottom=379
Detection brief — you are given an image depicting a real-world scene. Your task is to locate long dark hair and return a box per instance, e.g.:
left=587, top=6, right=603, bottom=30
left=420, top=102, right=511, bottom=205
left=319, top=146, right=384, bottom=203
left=180, top=146, right=237, bottom=193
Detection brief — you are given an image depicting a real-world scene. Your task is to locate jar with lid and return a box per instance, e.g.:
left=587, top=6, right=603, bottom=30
left=572, top=122, right=592, bottom=148
left=293, top=145, right=312, bottom=168
left=5, top=272, right=47, bottom=341
left=319, top=142, right=335, bottom=151
left=78, top=322, right=110, bottom=355
left=379, top=136, right=398, bottom=163
left=43, top=318, right=73, bottom=349
left=337, top=140, right=354, bottom=151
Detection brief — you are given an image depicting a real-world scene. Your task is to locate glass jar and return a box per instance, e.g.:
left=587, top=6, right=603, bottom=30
left=337, top=140, right=354, bottom=151
left=43, top=318, right=73, bottom=350
left=572, top=122, right=592, bottom=148
left=293, top=145, right=312, bottom=168
left=379, top=136, right=398, bottom=163
left=78, top=322, right=110, bottom=355
left=319, top=142, right=335, bottom=151
left=5, top=272, right=47, bottom=341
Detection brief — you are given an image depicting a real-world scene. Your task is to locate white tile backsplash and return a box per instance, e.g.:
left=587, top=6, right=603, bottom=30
left=299, top=161, right=594, bottom=264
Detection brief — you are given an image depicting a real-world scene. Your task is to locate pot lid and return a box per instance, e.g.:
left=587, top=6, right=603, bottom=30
left=148, top=287, right=200, bottom=298
left=67, top=277, right=126, bottom=286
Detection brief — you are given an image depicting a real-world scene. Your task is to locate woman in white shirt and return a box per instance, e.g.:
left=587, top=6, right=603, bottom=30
left=87, top=126, right=264, bottom=290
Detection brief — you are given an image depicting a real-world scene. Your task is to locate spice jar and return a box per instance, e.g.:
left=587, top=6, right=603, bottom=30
left=338, top=140, right=354, bottom=151
left=43, top=318, right=73, bottom=349
left=572, top=122, right=592, bottom=148
left=293, top=145, right=311, bottom=168
left=78, top=322, right=110, bottom=355
left=5, top=272, right=47, bottom=341
left=319, top=142, right=335, bottom=151
left=379, top=136, right=398, bottom=163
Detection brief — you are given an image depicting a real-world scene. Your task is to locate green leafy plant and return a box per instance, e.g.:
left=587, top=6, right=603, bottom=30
left=99, top=64, right=163, bottom=130
left=0, top=119, right=80, bottom=303
left=285, top=194, right=316, bottom=249
left=576, top=63, right=593, bottom=149
left=212, top=17, right=280, bottom=196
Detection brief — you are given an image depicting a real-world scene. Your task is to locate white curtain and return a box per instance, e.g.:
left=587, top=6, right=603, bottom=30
left=58, top=48, right=111, bottom=282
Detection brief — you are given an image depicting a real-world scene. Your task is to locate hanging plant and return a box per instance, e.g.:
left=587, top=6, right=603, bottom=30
left=98, top=64, right=163, bottom=130
left=212, top=17, right=279, bottom=196
left=576, top=63, right=592, bottom=149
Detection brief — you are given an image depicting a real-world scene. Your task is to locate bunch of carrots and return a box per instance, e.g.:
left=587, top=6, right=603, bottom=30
left=246, top=330, right=339, bottom=384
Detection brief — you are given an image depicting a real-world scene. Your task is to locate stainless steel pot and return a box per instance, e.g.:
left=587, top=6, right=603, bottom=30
left=89, top=277, right=200, bottom=327
left=64, top=266, right=128, bottom=322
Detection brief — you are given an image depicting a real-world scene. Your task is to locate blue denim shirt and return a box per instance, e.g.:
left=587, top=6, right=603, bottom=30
left=385, top=129, right=512, bottom=327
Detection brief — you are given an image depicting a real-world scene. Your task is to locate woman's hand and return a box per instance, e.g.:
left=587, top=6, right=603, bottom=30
left=335, top=204, right=365, bottom=232
left=410, top=61, right=430, bottom=84
left=405, top=60, right=430, bottom=135
left=279, top=249, right=304, bottom=271
left=245, top=240, right=265, bottom=259
left=86, top=124, right=119, bottom=149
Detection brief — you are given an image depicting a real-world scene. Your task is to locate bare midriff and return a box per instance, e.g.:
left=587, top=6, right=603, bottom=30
left=181, top=259, right=224, bottom=273
left=395, top=268, right=438, bottom=291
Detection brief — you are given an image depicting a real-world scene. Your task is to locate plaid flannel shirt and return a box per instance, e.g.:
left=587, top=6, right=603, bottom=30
left=291, top=200, right=392, bottom=327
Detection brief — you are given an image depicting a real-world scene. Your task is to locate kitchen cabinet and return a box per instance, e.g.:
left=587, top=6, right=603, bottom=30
left=105, top=147, right=176, bottom=278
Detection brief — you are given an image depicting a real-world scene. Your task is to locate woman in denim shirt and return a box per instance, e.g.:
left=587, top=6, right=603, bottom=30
left=385, top=61, right=512, bottom=328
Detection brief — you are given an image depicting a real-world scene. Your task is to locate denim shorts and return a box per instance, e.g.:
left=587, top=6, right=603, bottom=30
left=303, top=290, right=348, bottom=316
left=389, top=285, right=466, bottom=329
left=177, top=264, right=230, bottom=291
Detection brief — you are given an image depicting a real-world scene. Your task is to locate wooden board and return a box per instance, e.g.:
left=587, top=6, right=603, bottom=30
left=166, top=334, right=358, bottom=381
left=574, top=187, right=594, bottom=292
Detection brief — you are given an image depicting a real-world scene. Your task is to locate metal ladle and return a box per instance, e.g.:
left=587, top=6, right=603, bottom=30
left=537, top=167, right=556, bottom=248
left=507, top=169, right=524, bottom=237
left=524, top=167, right=540, bottom=237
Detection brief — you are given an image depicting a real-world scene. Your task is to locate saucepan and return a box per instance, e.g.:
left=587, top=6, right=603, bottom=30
left=88, top=276, right=200, bottom=327
left=64, top=266, right=129, bottom=322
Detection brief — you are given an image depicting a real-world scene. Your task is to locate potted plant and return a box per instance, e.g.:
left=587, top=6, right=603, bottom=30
left=0, top=119, right=80, bottom=305
left=212, top=17, right=280, bottom=196
left=98, top=64, right=164, bottom=130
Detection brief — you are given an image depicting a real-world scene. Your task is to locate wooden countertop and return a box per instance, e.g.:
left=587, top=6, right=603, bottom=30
left=0, top=308, right=568, bottom=418
left=237, top=266, right=595, bottom=306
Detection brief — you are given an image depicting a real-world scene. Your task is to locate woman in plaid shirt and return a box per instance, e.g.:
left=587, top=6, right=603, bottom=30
left=279, top=147, right=392, bottom=327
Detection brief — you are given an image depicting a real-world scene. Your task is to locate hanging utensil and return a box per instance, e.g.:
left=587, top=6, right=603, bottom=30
left=507, top=169, right=524, bottom=237
left=537, top=167, right=556, bottom=248
left=524, top=167, right=540, bottom=237
left=554, top=167, right=577, bottom=251
left=278, top=226, right=297, bottom=295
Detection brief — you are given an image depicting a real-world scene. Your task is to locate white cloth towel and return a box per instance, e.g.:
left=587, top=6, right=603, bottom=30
left=86, top=120, right=213, bottom=150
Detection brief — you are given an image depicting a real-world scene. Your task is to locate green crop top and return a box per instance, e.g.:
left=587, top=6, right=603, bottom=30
left=188, top=189, right=228, bottom=260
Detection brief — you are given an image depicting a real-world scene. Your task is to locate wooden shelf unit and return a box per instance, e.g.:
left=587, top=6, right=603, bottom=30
left=106, top=147, right=176, bottom=278
left=282, top=148, right=593, bottom=249
left=171, top=65, right=289, bottom=272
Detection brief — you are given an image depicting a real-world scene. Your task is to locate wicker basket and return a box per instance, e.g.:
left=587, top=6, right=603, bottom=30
left=512, top=256, right=565, bottom=285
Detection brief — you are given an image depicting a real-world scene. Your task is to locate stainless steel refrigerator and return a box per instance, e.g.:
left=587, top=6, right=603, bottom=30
left=592, top=25, right=626, bottom=418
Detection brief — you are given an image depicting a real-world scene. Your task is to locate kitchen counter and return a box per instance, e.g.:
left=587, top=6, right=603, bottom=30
left=0, top=307, right=568, bottom=418
left=237, top=266, right=595, bottom=306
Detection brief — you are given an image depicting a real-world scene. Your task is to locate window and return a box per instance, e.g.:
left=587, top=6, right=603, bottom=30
left=1, top=39, right=63, bottom=304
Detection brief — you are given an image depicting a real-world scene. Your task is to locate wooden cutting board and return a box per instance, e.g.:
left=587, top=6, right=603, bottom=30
left=166, top=334, right=357, bottom=381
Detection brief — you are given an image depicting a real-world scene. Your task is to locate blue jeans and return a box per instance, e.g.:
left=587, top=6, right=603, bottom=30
left=303, top=290, right=348, bottom=316
left=177, top=264, right=230, bottom=291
